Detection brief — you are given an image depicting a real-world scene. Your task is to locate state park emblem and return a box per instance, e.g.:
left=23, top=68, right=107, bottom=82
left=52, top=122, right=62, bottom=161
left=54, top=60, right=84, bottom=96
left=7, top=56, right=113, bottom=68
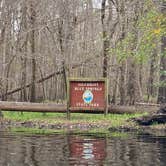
left=82, top=90, right=93, bottom=104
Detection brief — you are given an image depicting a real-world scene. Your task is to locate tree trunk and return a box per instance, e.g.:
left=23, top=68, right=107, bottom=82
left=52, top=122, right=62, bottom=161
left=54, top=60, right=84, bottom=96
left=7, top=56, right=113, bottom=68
left=158, top=36, right=166, bottom=103
left=158, top=1, right=166, bottom=104
left=101, top=0, right=109, bottom=78
left=1, top=25, right=6, bottom=101
left=20, top=3, right=28, bottom=102
left=0, top=101, right=158, bottom=114
left=21, top=56, right=27, bottom=101
left=119, top=61, right=126, bottom=105
left=29, top=1, right=36, bottom=102
left=127, top=61, right=136, bottom=105
left=147, top=51, right=157, bottom=101
left=111, top=70, right=119, bottom=104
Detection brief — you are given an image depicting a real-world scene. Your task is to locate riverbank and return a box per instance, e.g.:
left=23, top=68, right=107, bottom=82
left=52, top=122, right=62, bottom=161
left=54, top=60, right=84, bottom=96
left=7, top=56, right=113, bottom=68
left=1, top=112, right=142, bottom=130
left=0, top=111, right=165, bottom=136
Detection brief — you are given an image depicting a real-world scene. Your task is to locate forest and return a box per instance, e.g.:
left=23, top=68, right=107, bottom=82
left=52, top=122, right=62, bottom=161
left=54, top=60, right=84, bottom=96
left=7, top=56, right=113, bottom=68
left=0, top=0, right=165, bottom=105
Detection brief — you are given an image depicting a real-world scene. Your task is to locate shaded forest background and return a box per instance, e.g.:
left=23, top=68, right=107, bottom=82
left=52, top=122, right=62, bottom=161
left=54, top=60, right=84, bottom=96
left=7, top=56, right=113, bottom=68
left=0, top=0, right=165, bottom=105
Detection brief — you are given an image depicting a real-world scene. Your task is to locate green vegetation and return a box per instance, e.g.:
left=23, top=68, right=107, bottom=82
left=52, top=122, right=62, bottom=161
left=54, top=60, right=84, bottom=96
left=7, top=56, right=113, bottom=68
left=10, top=127, right=65, bottom=135
left=3, top=111, right=165, bottom=136
left=109, top=132, right=130, bottom=139
left=3, top=111, right=146, bottom=128
left=10, top=127, right=131, bottom=139
left=109, top=0, right=166, bottom=64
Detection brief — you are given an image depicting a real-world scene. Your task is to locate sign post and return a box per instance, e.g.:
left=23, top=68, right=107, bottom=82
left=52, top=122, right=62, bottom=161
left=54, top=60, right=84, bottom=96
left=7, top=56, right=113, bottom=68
left=67, top=78, right=108, bottom=119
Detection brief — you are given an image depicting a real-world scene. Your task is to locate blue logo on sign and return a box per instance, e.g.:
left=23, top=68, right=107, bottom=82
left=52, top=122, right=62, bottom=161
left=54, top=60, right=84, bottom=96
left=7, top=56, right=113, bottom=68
left=83, top=90, right=93, bottom=104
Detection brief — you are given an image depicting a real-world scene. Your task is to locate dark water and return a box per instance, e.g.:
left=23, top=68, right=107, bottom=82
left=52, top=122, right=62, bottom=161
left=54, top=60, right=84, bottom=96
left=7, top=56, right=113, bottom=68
left=0, top=130, right=166, bottom=166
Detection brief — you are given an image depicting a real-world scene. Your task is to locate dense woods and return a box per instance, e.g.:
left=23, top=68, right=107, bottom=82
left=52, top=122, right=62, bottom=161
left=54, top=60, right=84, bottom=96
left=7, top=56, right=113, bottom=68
left=0, top=0, right=165, bottom=105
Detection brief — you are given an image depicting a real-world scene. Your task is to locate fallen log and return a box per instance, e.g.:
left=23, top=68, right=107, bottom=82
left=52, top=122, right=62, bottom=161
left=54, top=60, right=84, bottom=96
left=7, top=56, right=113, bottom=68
left=0, top=58, right=98, bottom=99
left=133, top=105, right=166, bottom=125
left=133, top=114, right=166, bottom=126
left=135, top=102, right=160, bottom=107
left=0, top=101, right=66, bottom=113
left=0, top=101, right=159, bottom=114
left=0, top=70, right=63, bottom=99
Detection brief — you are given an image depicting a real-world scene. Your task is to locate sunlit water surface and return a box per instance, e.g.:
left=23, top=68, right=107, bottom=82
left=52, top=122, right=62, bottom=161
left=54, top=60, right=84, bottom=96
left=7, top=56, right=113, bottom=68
left=0, top=130, right=166, bottom=166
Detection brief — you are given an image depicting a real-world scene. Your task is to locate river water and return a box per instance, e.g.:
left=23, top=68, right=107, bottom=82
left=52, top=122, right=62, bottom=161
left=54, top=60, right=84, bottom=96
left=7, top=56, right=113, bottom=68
left=0, top=130, right=165, bottom=166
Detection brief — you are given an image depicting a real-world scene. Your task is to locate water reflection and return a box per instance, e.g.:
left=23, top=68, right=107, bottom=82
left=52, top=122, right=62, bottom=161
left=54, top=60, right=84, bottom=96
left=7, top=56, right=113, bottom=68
left=69, top=136, right=106, bottom=165
left=0, top=131, right=165, bottom=166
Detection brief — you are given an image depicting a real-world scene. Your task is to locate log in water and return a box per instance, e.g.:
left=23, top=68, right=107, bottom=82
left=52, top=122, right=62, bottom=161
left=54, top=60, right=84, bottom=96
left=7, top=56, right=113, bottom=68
left=133, top=104, right=166, bottom=125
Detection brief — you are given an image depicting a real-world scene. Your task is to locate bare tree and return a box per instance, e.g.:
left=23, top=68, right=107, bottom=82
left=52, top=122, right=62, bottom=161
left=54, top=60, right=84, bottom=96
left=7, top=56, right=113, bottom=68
left=158, top=1, right=166, bottom=104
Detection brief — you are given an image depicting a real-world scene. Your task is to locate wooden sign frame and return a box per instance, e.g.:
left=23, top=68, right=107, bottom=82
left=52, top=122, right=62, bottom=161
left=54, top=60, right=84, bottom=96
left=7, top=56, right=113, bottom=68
left=67, top=78, right=108, bottom=119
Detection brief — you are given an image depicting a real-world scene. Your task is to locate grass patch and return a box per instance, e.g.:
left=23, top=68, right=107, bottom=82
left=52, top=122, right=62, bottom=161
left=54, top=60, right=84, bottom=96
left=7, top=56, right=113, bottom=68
left=109, top=132, right=129, bottom=138
left=10, top=127, right=130, bottom=139
left=3, top=111, right=146, bottom=127
left=10, top=127, right=110, bottom=136
left=10, top=127, right=64, bottom=135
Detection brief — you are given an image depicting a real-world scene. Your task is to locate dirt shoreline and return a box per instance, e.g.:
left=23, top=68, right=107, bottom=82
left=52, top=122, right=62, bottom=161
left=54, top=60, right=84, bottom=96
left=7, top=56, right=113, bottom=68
left=0, top=118, right=110, bottom=130
left=0, top=118, right=165, bottom=136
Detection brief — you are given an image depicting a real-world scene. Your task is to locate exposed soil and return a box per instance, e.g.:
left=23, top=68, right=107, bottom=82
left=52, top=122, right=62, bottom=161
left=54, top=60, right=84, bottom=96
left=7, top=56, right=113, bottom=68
left=0, top=118, right=110, bottom=130
left=0, top=117, right=165, bottom=136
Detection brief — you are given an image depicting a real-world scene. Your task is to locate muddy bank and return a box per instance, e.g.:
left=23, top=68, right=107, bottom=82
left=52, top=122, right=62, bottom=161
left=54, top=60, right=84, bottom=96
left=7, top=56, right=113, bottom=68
left=0, top=118, right=110, bottom=130
left=109, top=124, right=166, bottom=136
left=0, top=117, right=165, bottom=136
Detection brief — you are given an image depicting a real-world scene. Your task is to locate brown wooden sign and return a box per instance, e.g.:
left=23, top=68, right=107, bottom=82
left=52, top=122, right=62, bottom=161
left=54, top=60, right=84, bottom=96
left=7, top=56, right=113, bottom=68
left=67, top=78, right=108, bottom=117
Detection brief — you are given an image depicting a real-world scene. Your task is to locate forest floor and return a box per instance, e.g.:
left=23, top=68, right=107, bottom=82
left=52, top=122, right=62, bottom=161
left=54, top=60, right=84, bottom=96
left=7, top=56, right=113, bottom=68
left=0, top=111, right=165, bottom=136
